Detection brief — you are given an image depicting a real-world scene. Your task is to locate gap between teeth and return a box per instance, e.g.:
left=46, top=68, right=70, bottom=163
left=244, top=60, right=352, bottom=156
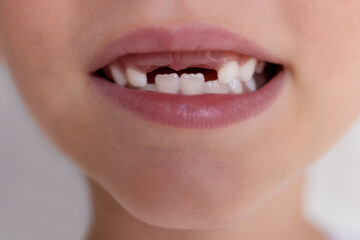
left=110, top=57, right=264, bottom=95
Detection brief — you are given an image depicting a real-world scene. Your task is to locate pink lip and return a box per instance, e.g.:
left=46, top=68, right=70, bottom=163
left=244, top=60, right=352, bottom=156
left=90, top=23, right=285, bottom=128
left=90, top=23, right=281, bottom=71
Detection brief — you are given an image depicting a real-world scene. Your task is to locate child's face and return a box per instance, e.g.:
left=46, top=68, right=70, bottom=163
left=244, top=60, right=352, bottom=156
left=1, top=1, right=360, bottom=228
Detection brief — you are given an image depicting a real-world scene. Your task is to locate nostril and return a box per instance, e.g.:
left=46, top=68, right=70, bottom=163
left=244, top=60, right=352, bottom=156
left=147, top=67, right=218, bottom=84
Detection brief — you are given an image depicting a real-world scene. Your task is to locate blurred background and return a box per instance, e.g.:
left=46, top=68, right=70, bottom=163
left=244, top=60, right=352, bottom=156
left=1, top=61, right=360, bottom=239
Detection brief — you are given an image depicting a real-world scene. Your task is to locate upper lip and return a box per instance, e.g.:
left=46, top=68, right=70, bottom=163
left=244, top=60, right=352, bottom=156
left=90, top=23, right=281, bottom=72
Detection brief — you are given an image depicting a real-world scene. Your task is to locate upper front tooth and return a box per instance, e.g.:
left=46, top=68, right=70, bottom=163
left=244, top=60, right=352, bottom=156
left=218, top=61, right=241, bottom=84
left=110, top=65, right=127, bottom=86
left=204, top=80, right=230, bottom=94
left=155, top=73, right=180, bottom=94
left=180, top=73, right=205, bottom=95
left=126, top=67, right=147, bottom=87
left=238, top=58, right=257, bottom=82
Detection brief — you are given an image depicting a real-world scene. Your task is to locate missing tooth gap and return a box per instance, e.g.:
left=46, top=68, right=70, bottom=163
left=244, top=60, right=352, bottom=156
left=146, top=67, right=218, bottom=84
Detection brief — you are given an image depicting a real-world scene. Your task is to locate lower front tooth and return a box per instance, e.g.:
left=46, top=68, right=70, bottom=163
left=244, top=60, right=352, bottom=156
left=126, top=67, right=147, bottom=87
left=244, top=78, right=257, bottom=92
left=180, top=73, right=205, bottom=95
left=229, top=78, right=244, bottom=94
left=139, top=84, right=157, bottom=92
left=155, top=73, right=180, bottom=94
left=204, top=80, right=230, bottom=94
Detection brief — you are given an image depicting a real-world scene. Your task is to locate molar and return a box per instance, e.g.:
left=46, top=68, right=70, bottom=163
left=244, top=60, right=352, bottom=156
left=255, top=61, right=266, bottom=74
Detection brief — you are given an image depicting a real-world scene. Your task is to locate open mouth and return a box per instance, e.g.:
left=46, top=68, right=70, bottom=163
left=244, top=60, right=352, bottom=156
left=96, top=51, right=282, bottom=96
left=89, top=24, right=286, bottom=128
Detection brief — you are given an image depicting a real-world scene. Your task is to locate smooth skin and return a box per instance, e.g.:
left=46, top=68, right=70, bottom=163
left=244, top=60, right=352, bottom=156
left=1, top=1, right=360, bottom=240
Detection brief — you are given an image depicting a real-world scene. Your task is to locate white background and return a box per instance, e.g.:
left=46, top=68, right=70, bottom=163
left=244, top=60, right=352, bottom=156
left=1, top=62, right=360, bottom=239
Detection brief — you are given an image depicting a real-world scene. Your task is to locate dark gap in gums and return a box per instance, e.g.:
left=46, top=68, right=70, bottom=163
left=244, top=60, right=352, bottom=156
left=147, top=67, right=218, bottom=84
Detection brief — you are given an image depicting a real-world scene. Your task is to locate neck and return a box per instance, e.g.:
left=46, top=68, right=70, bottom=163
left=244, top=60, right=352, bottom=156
left=85, top=175, right=325, bottom=240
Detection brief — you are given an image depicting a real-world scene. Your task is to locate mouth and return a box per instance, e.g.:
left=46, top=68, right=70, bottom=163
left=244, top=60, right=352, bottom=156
left=97, top=51, right=281, bottom=95
left=90, top=24, right=285, bottom=128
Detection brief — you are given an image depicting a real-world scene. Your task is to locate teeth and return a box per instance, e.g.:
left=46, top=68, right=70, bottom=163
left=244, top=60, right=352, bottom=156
left=218, top=61, right=241, bottom=84
left=255, top=61, right=266, bottom=74
left=139, top=84, right=157, bottom=92
left=109, top=57, right=267, bottom=95
left=238, top=58, right=257, bottom=82
left=155, top=73, right=180, bottom=94
left=180, top=73, right=205, bottom=95
left=229, top=78, right=244, bottom=94
left=204, top=80, right=230, bottom=94
left=110, top=65, right=127, bottom=86
left=126, top=67, right=147, bottom=87
left=244, top=78, right=257, bottom=92
left=217, top=58, right=258, bottom=84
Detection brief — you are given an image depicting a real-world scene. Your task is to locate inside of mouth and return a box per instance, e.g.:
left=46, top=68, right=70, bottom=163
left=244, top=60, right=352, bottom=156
left=147, top=67, right=218, bottom=83
left=95, top=52, right=283, bottom=95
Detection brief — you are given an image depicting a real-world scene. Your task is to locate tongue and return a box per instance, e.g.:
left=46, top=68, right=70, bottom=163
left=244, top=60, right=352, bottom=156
left=116, top=51, right=249, bottom=73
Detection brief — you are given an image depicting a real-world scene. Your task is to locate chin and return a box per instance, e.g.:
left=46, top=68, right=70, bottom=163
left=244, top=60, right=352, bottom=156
left=95, top=151, right=283, bottom=229
left=112, top=182, right=273, bottom=230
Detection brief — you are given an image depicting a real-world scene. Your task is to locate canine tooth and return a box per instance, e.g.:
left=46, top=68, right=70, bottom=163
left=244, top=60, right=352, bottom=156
left=218, top=61, right=241, bottom=84
left=229, top=78, right=244, bottom=94
left=244, top=78, right=257, bottom=92
left=238, top=58, right=257, bottom=82
left=139, top=84, right=157, bottom=92
left=180, top=73, right=205, bottom=95
left=204, top=80, right=230, bottom=94
left=255, top=61, right=266, bottom=74
left=155, top=73, right=180, bottom=94
left=126, top=67, right=147, bottom=87
left=110, top=65, right=127, bottom=86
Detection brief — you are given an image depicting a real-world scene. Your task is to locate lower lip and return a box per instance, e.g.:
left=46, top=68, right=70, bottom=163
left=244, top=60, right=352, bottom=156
left=90, top=72, right=285, bottom=128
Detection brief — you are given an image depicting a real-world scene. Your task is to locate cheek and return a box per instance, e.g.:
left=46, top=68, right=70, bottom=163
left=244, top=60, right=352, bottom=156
left=279, top=0, right=360, bottom=153
left=0, top=0, right=85, bottom=82
left=0, top=1, right=71, bottom=56
left=280, top=0, right=360, bottom=70
left=0, top=0, right=88, bottom=133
